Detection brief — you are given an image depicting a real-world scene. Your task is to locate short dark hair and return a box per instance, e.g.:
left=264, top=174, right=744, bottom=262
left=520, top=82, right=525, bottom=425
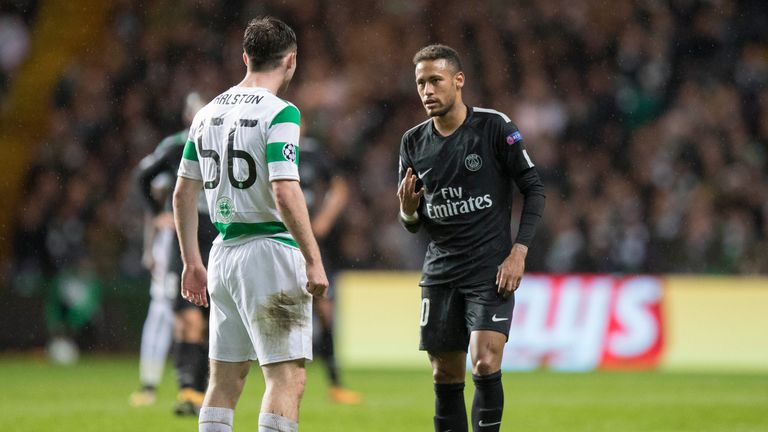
left=243, top=17, right=297, bottom=72
left=413, top=44, right=462, bottom=72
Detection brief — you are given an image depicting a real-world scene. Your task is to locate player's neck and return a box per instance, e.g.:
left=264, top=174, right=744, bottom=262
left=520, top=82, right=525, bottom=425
left=432, top=103, right=467, bottom=137
left=237, top=71, right=284, bottom=95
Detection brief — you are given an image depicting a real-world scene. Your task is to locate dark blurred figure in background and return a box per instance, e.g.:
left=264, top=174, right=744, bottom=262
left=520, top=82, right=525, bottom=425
left=129, top=173, right=175, bottom=406
left=132, top=92, right=215, bottom=415
left=298, top=122, right=361, bottom=404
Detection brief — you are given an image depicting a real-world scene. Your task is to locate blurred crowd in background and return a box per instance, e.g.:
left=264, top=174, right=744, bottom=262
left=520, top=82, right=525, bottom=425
left=6, top=0, right=768, bottom=312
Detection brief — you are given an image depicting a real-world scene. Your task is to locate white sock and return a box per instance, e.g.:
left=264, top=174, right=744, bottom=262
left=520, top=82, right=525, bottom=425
left=258, top=413, right=298, bottom=432
left=199, top=406, right=234, bottom=432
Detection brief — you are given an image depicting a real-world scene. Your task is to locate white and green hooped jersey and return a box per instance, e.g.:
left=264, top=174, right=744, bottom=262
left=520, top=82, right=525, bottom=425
left=178, top=86, right=300, bottom=248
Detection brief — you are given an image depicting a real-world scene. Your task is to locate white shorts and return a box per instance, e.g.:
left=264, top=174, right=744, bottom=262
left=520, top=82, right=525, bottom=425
left=207, top=238, right=312, bottom=364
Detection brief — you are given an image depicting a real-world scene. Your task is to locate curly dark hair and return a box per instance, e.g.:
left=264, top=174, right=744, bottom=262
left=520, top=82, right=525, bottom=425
left=242, top=17, right=297, bottom=72
left=412, top=44, right=462, bottom=72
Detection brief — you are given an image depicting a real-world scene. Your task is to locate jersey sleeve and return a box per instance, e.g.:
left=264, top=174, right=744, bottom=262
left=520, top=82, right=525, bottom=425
left=177, top=126, right=203, bottom=181
left=266, top=104, right=301, bottom=182
left=137, top=142, right=183, bottom=214
left=497, top=121, right=536, bottom=177
left=398, top=133, right=422, bottom=232
left=495, top=120, right=546, bottom=247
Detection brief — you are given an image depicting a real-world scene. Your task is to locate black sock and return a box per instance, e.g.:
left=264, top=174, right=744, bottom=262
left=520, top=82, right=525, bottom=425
left=434, top=382, right=468, bottom=432
left=319, top=328, right=340, bottom=386
left=174, top=342, right=202, bottom=390
left=471, top=371, right=504, bottom=432
left=193, top=343, right=209, bottom=392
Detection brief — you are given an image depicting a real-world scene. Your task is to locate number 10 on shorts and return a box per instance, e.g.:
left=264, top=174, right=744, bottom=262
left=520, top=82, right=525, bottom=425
left=420, top=298, right=430, bottom=326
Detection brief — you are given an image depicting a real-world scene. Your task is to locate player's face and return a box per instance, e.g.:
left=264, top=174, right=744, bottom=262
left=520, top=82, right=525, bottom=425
left=415, top=59, right=463, bottom=117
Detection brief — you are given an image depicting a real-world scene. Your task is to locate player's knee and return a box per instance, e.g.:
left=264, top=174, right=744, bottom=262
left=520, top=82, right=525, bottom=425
left=287, top=368, right=306, bottom=394
left=432, top=365, right=464, bottom=384
left=266, top=370, right=305, bottom=401
left=175, top=310, right=204, bottom=342
left=267, top=364, right=306, bottom=392
left=206, top=379, right=243, bottom=407
left=472, top=357, right=500, bottom=376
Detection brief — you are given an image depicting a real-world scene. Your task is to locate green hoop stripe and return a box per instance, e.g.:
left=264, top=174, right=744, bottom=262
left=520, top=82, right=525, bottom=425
left=182, top=140, right=198, bottom=161
left=214, top=221, right=289, bottom=240
left=269, top=105, right=301, bottom=127
left=266, top=142, right=299, bottom=165
left=267, top=236, right=299, bottom=248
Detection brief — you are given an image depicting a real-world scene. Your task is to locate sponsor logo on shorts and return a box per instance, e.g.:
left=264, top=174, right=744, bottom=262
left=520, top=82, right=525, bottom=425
left=491, top=314, right=509, bottom=322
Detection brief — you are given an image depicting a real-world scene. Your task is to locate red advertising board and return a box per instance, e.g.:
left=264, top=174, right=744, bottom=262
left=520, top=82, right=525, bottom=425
left=503, top=275, right=663, bottom=371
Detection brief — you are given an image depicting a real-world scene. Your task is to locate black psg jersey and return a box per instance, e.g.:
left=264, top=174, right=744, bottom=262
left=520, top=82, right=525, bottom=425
left=136, top=129, right=188, bottom=214
left=398, top=106, right=543, bottom=286
left=297, top=137, right=333, bottom=216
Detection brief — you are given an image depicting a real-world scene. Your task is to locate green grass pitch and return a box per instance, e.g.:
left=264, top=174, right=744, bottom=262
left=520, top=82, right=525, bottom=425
left=1, top=355, right=766, bottom=431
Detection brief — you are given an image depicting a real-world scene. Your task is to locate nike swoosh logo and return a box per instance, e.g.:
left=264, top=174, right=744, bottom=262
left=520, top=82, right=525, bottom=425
left=478, top=420, right=502, bottom=427
left=491, top=314, right=508, bottom=322
left=417, top=168, right=432, bottom=179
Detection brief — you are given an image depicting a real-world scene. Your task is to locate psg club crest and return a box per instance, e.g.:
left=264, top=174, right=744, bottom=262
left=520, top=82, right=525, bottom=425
left=282, top=142, right=297, bottom=163
left=465, top=153, right=482, bottom=172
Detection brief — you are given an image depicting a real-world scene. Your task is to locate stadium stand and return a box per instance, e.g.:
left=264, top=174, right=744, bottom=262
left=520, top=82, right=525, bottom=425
left=2, top=0, right=767, bottom=311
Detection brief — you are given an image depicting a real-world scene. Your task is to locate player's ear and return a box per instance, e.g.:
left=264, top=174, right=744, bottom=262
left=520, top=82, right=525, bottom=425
left=242, top=52, right=249, bottom=68
left=455, top=71, right=465, bottom=90
left=285, top=51, right=297, bottom=71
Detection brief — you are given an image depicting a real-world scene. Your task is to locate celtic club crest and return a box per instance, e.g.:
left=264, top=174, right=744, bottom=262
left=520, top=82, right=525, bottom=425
left=216, top=197, right=234, bottom=223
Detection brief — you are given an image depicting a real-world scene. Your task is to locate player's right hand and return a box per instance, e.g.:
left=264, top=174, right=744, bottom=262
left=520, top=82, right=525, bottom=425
left=181, top=263, right=208, bottom=307
left=397, top=167, right=424, bottom=215
left=305, top=262, right=329, bottom=297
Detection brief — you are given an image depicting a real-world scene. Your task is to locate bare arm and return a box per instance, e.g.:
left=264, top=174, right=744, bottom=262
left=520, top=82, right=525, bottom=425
left=312, top=175, right=349, bottom=240
left=272, top=179, right=328, bottom=297
left=172, top=176, right=208, bottom=307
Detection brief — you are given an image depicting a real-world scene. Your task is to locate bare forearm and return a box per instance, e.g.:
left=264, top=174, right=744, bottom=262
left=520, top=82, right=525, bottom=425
left=172, top=179, right=203, bottom=267
left=274, top=181, right=322, bottom=265
left=313, top=176, right=349, bottom=237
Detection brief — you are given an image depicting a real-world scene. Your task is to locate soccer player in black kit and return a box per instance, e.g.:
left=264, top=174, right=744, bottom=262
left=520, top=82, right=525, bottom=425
left=133, top=93, right=219, bottom=415
left=397, top=45, right=545, bottom=432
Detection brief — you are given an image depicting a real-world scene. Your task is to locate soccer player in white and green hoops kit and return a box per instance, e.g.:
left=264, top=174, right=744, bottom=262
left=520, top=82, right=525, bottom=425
left=173, top=17, right=328, bottom=432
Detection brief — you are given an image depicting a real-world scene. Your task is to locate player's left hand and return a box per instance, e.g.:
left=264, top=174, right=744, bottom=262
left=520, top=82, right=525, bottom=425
left=496, top=243, right=528, bottom=299
left=181, top=263, right=208, bottom=308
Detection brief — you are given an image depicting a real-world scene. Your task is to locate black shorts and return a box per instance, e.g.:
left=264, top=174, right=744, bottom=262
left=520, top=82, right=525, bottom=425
left=419, top=280, right=515, bottom=353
